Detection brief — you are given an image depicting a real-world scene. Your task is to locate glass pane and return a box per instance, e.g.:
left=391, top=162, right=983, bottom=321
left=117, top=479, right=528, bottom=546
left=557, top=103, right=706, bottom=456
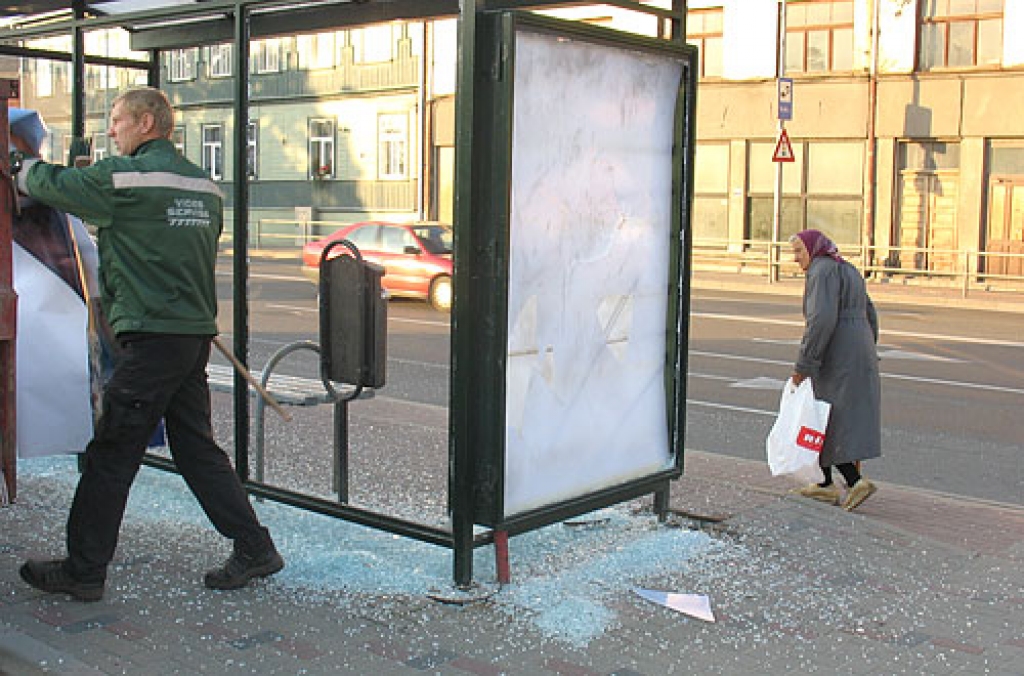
left=977, top=19, right=1003, bottom=66
left=919, top=23, right=945, bottom=70
left=692, top=197, right=729, bottom=243
left=921, top=0, right=942, bottom=18
left=947, top=21, right=975, bottom=66
left=786, top=32, right=805, bottom=73
left=695, top=143, right=730, bottom=193
left=833, top=1, right=854, bottom=23
left=806, top=3, right=831, bottom=25
left=787, top=4, right=806, bottom=28
left=806, top=30, right=829, bottom=71
left=749, top=141, right=804, bottom=193
left=806, top=199, right=862, bottom=246
left=807, top=142, right=863, bottom=194
left=704, top=37, right=723, bottom=77
left=948, top=0, right=977, bottom=16
left=705, top=11, right=723, bottom=33
left=989, top=146, right=1024, bottom=174
left=747, top=197, right=802, bottom=242
left=832, top=27, right=854, bottom=71
left=978, top=0, right=1003, bottom=11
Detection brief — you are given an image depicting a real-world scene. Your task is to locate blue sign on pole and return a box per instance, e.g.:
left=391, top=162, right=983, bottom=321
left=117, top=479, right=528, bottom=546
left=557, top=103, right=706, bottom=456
left=778, top=77, right=793, bottom=121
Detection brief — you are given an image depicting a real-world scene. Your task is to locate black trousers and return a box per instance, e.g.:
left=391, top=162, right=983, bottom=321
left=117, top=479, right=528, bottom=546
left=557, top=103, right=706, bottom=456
left=66, top=333, right=271, bottom=582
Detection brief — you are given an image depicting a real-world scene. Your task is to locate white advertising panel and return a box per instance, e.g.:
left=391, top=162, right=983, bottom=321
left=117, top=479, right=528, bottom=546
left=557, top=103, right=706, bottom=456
left=504, top=28, right=683, bottom=516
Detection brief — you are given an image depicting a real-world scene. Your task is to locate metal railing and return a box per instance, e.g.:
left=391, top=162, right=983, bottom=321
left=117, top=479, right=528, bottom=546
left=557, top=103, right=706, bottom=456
left=692, top=238, right=1024, bottom=296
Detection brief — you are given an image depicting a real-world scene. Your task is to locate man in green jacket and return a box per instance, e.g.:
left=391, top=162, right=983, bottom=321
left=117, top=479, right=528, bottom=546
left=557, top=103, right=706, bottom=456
left=16, top=88, right=283, bottom=602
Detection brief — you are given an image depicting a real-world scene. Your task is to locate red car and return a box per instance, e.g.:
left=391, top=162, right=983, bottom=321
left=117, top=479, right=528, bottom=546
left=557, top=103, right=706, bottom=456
left=302, top=221, right=454, bottom=311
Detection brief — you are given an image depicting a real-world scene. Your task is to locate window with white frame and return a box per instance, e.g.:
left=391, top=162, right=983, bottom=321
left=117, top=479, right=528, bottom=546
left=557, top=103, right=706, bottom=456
left=919, top=0, right=1003, bottom=70
left=785, top=0, right=855, bottom=74
left=352, top=24, right=395, bottom=63
left=247, top=121, right=258, bottom=179
left=168, top=48, right=198, bottom=82
left=309, top=119, right=335, bottom=179
left=202, top=125, right=223, bottom=180
left=250, top=39, right=282, bottom=74
left=35, top=60, right=53, bottom=97
left=378, top=113, right=408, bottom=180
left=91, top=132, right=109, bottom=162
left=172, top=126, right=185, bottom=155
left=297, top=32, right=336, bottom=70
left=209, top=43, right=233, bottom=78
left=686, top=7, right=723, bottom=79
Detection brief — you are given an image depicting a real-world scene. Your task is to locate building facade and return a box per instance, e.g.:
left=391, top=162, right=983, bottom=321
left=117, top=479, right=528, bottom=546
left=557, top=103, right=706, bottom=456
left=684, top=0, right=1023, bottom=276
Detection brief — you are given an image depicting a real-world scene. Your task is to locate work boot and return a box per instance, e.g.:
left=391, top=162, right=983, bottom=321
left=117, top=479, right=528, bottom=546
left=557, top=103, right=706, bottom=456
left=19, top=559, right=104, bottom=602
left=790, top=483, right=841, bottom=505
left=842, top=478, right=877, bottom=511
left=204, top=543, right=284, bottom=590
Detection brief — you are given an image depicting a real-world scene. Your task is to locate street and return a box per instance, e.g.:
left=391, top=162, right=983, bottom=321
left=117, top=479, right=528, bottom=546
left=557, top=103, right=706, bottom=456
left=217, top=257, right=1024, bottom=507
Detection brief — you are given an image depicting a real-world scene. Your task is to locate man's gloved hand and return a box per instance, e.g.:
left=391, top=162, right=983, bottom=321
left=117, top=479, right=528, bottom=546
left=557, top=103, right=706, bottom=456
left=9, top=149, right=25, bottom=175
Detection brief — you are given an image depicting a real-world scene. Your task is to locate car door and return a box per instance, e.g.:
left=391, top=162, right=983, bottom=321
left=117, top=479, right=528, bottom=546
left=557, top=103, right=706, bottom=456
left=377, top=224, right=425, bottom=295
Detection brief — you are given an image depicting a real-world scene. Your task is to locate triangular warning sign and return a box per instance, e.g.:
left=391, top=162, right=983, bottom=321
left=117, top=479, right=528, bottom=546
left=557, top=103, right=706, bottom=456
left=773, top=129, right=795, bottom=163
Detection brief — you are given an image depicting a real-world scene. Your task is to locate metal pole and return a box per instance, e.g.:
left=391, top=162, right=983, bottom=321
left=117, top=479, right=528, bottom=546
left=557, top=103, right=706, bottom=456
left=451, top=0, right=478, bottom=588
left=771, top=0, right=787, bottom=282
left=864, top=0, right=880, bottom=271
left=232, top=4, right=252, bottom=481
left=0, top=81, right=18, bottom=504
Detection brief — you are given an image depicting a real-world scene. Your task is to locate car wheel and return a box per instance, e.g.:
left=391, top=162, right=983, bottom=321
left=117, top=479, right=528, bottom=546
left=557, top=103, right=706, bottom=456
left=429, top=275, right=452, bottom=312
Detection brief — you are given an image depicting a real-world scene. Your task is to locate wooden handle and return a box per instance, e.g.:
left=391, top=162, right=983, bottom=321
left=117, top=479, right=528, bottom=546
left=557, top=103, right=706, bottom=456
left=211, top=336, right=292, bottom=422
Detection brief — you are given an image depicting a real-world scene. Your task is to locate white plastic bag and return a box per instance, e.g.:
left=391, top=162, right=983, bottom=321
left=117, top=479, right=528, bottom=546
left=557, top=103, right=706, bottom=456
left=766, top=378, right=830, bottom=484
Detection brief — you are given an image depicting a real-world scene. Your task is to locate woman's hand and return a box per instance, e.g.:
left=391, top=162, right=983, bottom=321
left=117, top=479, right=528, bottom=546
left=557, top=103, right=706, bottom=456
left=791, top=372, right=805, bottom=386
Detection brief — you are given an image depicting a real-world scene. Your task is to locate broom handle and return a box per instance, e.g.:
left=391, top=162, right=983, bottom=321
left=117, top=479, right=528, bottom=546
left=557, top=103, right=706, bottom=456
left=211, top=336, right=292, bottom=422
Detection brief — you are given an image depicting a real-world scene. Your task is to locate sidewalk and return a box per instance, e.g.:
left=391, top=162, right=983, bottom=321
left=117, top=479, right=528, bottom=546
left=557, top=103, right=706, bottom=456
left=2, top=446, right=1022, bottom=676
left=691, top=268, right=1024, bottom=315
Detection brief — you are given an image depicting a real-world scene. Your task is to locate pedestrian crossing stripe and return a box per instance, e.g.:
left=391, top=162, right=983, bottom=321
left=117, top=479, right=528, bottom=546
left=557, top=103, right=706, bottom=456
left=773, top=129, right=795, bottom=163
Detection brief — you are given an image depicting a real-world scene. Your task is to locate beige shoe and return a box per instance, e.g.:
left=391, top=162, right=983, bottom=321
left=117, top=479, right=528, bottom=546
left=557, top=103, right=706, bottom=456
left=791, top=483, right=840, bottom=505
left=842, top=478, right=877, bottom=511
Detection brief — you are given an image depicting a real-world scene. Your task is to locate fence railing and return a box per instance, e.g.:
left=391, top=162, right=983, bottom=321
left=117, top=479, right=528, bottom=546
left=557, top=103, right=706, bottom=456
left=692, top=238, right=1024, bottom=296
left=222, top=223, right=1024, bottom=296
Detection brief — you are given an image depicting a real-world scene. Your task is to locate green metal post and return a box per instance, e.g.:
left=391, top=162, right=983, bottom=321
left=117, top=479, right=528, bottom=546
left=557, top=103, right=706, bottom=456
left=232, top=4, right=252, bottom=480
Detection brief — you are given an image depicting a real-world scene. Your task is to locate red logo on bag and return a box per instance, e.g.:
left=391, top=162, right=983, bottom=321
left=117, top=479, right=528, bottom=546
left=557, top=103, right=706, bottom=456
left=796, top=426, right=825, bottom=452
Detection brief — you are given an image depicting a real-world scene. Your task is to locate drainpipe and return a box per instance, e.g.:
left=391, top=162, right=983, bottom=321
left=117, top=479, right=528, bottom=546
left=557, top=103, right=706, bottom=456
left=864, top=0, right=880, bottom=271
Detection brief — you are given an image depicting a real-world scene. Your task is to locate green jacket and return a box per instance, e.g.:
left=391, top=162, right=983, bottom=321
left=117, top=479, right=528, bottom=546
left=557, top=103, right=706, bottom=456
left=20, top=139, right=223, bottom=336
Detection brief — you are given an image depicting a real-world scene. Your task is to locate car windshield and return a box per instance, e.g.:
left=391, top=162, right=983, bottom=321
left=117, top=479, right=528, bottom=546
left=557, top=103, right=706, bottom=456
left=412, top=225, right=453, bottom=255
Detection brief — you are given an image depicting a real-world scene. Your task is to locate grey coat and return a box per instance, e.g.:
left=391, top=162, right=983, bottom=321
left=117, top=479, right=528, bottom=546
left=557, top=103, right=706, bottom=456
left=795, top=257, right=881, bottom=466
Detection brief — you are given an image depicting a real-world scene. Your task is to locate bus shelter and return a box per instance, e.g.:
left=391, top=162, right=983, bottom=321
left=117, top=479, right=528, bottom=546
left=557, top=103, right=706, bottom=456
left=0, top=0, right=696, bottom=587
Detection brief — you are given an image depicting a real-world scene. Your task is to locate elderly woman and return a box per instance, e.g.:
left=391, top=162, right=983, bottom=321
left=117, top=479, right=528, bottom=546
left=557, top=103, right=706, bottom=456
left=789, top=229, right=881, bottom=511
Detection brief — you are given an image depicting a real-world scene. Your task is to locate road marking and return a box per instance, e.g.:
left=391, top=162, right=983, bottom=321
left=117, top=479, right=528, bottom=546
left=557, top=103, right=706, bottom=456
left=729, top=376, right=787, bottom=390
left=876, top=349, right=966, bottom=363
left=263, top=303, right=450, bottom=328
left=690, top=350, right=1024, bottom=396
left=693, top=311, right=1024, bottom=348
left=687, top=400, right=776, bottom=417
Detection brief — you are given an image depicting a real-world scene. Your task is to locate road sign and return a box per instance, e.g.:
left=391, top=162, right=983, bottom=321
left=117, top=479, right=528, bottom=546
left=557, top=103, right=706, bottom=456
left=773, top=129, right=795, bottom=163
left=778, top=77, right=793, bottom=120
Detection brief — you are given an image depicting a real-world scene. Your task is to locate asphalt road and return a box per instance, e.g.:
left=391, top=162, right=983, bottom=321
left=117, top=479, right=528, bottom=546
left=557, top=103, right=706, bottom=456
left=215, top=258, right=1023, bottom=507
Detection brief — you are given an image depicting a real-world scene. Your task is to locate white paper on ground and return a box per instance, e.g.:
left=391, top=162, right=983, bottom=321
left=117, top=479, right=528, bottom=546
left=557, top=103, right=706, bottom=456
left=634, top=587, right=716, bottom=623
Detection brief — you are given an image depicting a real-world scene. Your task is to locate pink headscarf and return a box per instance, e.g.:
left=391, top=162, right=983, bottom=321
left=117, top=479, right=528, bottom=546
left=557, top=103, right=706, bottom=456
left=795, top=229, right=844, bottom=263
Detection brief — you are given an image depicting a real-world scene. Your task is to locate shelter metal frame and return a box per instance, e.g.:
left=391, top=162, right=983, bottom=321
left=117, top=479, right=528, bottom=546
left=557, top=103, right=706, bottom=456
left=0, top=0, right=693, bottom=586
